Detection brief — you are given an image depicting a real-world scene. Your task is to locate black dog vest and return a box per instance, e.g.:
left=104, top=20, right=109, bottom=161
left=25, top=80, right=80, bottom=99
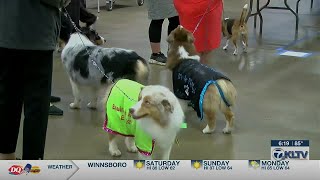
left=172, top=59, right=231, bottom=120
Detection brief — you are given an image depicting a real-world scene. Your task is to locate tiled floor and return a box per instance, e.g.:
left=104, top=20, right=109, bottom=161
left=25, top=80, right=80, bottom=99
left=16, top=0, right=320, bottom=160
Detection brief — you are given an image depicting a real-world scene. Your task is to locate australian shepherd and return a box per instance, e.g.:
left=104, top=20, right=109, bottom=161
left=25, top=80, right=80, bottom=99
left=103, top=79, right=184, bottom=160
left=61, top=33, right=149, bottom=109
left=222, top=4, right=249, bottom=55
left=166, top=25, right=237, bottom=134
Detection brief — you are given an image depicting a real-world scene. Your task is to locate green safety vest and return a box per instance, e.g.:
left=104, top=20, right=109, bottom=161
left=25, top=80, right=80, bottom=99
left=104, top=79, right=154, bottom=156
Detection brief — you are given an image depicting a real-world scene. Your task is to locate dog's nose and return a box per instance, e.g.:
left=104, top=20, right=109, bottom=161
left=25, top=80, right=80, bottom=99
left=129, top=108, right=135, bottom=114
left=104, top=39, right=107, bottom=42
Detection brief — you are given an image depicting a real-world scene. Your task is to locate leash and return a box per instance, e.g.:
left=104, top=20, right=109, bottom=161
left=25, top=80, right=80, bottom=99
left=192, top=0, right=216, bottom=35
left=62, top=8, right=82, bottom=33
left=63, top=7, right=137, bottom=102
left=191, top=0, right=217, bottom=51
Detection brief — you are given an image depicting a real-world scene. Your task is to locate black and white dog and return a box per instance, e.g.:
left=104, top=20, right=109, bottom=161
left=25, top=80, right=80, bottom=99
left=61, top=33, right=150, bottom=109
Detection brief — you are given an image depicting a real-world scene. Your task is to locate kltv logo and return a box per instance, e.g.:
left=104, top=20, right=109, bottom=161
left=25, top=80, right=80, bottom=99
left=8, top=165, right=24, bottom=175
left=272, top=148, right=309, bottom=160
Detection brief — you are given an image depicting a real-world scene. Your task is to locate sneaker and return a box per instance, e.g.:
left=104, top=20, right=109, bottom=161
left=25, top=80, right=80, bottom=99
left=50, top=96, right=61, bottom=103
left=49, top=104, right=63, bottom=116
left=149, top=52, right=167, bottom=66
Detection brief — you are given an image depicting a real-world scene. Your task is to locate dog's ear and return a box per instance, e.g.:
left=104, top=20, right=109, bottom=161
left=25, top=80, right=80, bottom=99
left=137, top=87, right=144, bottom=101
left=167, top=33, right=174, bottom=43
left=186, top=32, right=194, bottom=43
left=161, top=99, right=174, bottom=113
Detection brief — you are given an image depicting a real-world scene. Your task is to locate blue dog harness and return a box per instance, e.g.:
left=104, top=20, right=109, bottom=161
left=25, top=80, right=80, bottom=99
left=172, top=59, right=232, bottom=120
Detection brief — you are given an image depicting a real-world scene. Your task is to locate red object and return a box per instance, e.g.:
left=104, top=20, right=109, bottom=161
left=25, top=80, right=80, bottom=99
left=174, top=0, right=223, bottom=53
left=8, top=165, right=23, bottom=175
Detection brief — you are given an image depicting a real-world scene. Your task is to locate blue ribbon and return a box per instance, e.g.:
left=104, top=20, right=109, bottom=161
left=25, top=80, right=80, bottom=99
left=199, top=80, right=231, bottom=120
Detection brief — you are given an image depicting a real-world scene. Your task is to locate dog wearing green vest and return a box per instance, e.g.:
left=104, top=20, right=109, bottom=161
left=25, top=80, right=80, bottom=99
left=103, top=79, right=184, bottom=160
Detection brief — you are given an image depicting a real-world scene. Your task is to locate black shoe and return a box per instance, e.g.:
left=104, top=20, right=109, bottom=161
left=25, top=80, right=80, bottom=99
left=50, top=96, right=61, bottom=103
left=49, top=104, right=63, bottom=116
left=149, top=52, right=167, bottom=66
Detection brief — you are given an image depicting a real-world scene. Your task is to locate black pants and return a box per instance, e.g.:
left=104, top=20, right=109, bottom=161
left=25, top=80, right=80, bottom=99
left=66, top=0, right=81, bottom=28
left=65, top=0, right=97, bottom=29
left=149, top=16, right=180, bottom=43
left=80, top=5, right=97, bottom=26
left=0, top=48, right=53, bottom=160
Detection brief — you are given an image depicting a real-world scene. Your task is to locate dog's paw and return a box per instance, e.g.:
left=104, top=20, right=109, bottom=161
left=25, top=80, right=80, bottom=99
left=109, top=149, right=122, bottom=157
left=233, top=51, right=238, bottom=56
left=223, top=46, right=228, bottom=50
left=127, top=146, right=138, bottom=153
left=222, top=127, right=232, bottom=134
left=87, top=102, right=97, bottom=109
left=69, top=102, right=81, bottom=109
left=202, top=125, right=215, bottom=134
left=243, top=48, right=248, bottom=53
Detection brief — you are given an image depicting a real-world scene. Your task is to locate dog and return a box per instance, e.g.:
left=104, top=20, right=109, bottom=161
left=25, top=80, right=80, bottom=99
left=103, top=79, right=184, bottom=160
left=57, top=13, right=106, bottom=52
left=166, top=25, right=237, bottom=134
left=222, top=4, right=249, bottom=55
left=61, top=32, right=149, bottom=109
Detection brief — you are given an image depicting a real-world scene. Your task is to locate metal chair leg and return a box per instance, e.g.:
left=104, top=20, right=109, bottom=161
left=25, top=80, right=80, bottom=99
left=296, top=0, right=301, bottom=14
left=246, top=0, right=254, bottom=23
left=285, top=0, right=299, bottom=35
left=257, top=0, right=264, bottom=35
left=98, top=0, right=100, bottom=13
left=254, top=15, right=257, bottom=28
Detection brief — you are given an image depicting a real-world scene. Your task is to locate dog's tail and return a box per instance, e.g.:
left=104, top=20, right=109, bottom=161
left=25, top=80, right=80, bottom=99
left=217, top=79, right=237, bottom=108
left=134, top=54, right=150, bottom=85
left=239, top=4, right=249, bottom=24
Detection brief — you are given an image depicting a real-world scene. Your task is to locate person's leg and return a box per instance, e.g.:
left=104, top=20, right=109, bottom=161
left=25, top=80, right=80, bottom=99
left=80, top=0, right=86, bottom=8
left=0, top=48, right=24, bottom=160
left=149, top=19, right=167, bottom=65
left=65, top=0, right=81, bottom=29
left=80, top=3, right=97, bottom=27
left=22, top=50, right=53, bottom=160
left=167, top=16, right=180, bottom=36
left=167, top=16, right=180, bottom=53
left=149, top=19, right=164, bottom=53
left=50, top=96, right=61, bottom=103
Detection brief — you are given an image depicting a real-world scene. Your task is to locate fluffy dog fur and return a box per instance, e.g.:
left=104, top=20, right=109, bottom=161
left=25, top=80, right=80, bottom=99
left=166, top=26, right=237, bottom=134
left=61, top=33, right=149, bottom=109
left=105, top=83, right=184, bottom=160
left=222, top=4, right=249, bottom=55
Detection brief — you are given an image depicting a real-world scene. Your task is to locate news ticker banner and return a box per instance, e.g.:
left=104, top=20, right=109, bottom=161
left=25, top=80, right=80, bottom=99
left=1, top=160, right=320, bottom=180
left=0, top=140, right=314, bottom=179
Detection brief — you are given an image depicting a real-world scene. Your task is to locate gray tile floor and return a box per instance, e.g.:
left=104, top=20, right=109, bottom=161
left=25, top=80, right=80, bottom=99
left=17, top=0, right=320, bottom=160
